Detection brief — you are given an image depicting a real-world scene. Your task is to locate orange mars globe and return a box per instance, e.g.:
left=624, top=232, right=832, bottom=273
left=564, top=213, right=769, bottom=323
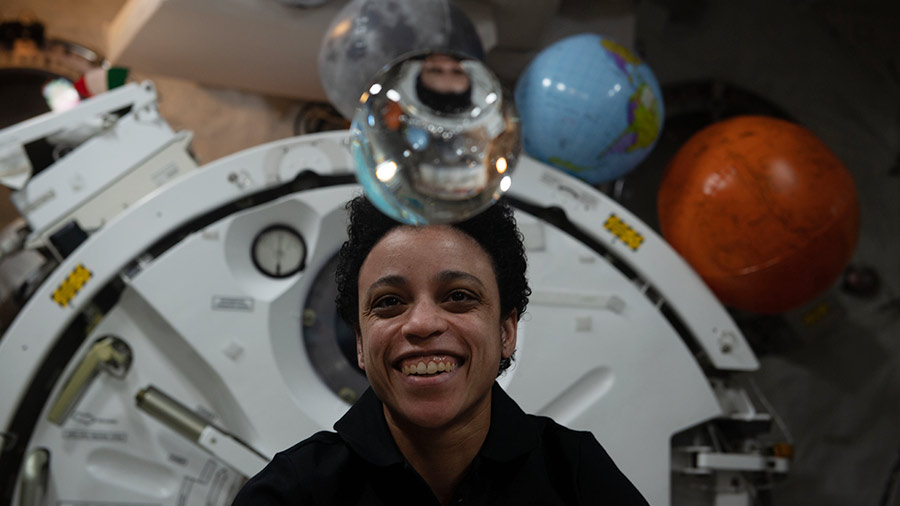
left=657, top=115, right=860, bottom=314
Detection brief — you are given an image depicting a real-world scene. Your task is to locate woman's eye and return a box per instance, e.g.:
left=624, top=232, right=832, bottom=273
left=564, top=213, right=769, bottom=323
left=447, top=290, right=477, bottom=303
left=374, top=296, right=402, bottom=308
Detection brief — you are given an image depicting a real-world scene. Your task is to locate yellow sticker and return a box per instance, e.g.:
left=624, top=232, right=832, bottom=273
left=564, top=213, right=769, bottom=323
left=51, top=264, right=92, bottom=308
left=803, top=301, right=830, bottom=326
left=604, top=214, right=644, bottom=251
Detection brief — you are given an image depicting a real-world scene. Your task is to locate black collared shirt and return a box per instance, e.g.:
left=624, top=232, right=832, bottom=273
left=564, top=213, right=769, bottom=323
left=231, top=383, right=649, bottom=505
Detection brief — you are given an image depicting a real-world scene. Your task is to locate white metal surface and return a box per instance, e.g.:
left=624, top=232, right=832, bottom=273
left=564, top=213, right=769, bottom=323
left=197, top=426, right=270, bottom=478
left=0, top=131, right=355, bottom=435
left=0, top=81, right=196, bottom=248
left=0, top=82, right=158, bottom=190
left=696, top=453, right=790, bottom=473
left=25, top=131, right=198, bottom=250
left=0, top=127, right=763, bottom=506
left=510, top=160, right=759, bottom=371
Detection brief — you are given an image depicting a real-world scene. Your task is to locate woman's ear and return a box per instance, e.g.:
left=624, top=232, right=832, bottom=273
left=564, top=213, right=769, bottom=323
left=356, top=328, right=365, bottom=370
left=500, top=310, right=518, bottom=358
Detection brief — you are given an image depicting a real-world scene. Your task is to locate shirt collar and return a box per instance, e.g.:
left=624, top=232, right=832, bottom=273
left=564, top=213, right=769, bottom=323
left=479, top=382, right=544, bottom=462
left=333, top=383, right=544, bottom=466
left=334, top=387, right=406, bottom=467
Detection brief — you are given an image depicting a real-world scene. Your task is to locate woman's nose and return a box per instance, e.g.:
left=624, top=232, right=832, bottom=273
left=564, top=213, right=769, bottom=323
left=401, top=299, right=447, bottom=339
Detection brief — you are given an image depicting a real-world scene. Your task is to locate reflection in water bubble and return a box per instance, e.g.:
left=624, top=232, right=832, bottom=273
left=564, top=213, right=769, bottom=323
left=351, top=51, right=521, bottom=225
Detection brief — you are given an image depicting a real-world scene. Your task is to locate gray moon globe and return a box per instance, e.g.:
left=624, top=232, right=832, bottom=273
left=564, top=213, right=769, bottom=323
left=318, top=0, right=484, bottom=120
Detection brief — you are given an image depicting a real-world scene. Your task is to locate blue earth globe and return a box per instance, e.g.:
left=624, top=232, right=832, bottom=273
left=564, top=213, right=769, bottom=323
left=514, top=33, right=665, bottom=184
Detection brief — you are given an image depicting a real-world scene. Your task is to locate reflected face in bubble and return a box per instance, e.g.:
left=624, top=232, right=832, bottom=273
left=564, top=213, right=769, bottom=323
left=416, top=54, right=472, bottom=115
left=419, top=54, right=471, bottom=95
left=351, top=51, right=521, bottom=225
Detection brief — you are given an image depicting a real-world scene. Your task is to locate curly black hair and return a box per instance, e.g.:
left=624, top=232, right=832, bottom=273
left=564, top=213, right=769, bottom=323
left=335, top=195, right=530, bottom=374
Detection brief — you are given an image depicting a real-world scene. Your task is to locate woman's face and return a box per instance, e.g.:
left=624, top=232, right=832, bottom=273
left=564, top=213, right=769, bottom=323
left=419, top=54, right=471, bottom=95
left=355, top=225, right=517, bottom=431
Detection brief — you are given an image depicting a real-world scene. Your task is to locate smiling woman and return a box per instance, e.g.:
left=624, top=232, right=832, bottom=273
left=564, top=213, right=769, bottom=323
left=355, top=225, right=515, bottom=435
left=230, top=195, right=649, bottom=506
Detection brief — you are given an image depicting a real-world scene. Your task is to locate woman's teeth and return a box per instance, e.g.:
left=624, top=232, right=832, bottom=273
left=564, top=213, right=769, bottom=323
left=402, top=360, right=458, bottom=376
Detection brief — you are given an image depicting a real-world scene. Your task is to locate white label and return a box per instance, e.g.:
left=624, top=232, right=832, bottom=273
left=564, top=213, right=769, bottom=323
left=211, top=296, right=254, bottom=312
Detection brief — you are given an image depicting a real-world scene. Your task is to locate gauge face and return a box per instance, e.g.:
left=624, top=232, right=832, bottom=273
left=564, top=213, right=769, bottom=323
left=250, top=224, right=306, bottom=278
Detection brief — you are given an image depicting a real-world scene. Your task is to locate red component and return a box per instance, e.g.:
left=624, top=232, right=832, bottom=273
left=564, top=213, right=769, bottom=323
left=383, top=102, right=404, bottom=131
left=657, top=115, right=860, bottom=314
left=73, top=76, right=91, bottom=98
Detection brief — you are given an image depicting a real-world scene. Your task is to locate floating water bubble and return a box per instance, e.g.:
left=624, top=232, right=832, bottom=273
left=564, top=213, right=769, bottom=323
left=351, top=51, right=521, bottom=225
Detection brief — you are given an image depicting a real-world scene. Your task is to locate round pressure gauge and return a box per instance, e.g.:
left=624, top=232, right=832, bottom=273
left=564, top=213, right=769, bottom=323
left=251, top=224, right=306, bottom=278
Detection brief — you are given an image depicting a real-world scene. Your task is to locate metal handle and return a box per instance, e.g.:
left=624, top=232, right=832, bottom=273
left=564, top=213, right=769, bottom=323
left=18, top=448, right=49, bottom=506
left=135, top=386, right=207, bottom=442
left=47, top=335, right=132, bottom=425
left=135, top=385, right=270, bottom=477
